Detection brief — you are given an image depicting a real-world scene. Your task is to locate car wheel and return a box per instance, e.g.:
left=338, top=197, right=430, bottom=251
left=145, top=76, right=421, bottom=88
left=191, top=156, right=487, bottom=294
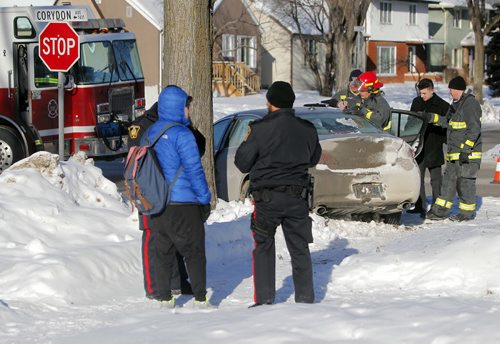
left=382, top=212, right=402, bottom=225
left=0, top=126, right=26, bottom=173
left=239, top=179, right=250, bottom=201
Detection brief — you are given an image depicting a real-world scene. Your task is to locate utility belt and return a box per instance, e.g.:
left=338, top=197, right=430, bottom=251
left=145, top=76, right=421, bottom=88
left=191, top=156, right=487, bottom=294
left=252, top=185, right=307, bottom=202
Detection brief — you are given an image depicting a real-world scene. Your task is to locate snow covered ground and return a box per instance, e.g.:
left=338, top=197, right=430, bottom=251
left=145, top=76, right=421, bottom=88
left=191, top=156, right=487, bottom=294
left=1, top=83, right=500, bottom=343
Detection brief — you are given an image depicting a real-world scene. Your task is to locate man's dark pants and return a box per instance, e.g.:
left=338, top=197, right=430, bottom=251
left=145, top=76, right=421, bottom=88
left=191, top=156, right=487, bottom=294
left=251, top=190, right=314, bottom=304
left=415, top=163, right=442, bottom=212
left=148, top=205, right=206, bottom=301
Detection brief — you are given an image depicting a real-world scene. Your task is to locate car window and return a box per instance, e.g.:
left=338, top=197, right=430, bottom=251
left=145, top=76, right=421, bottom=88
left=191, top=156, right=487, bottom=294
left=214, top=118, right=232, bottom=152
left=228, top=117, right=255, bottom=148
left=390, top=112, right=424, bottom=139
left=297, top=112, right=380, bottom=136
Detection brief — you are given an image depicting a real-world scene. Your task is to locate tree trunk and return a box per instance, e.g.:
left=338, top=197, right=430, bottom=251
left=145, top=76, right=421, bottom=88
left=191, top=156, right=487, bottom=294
left=468, top=0, right=485, bottom=104
left=163, top=1, right=217, bottom=205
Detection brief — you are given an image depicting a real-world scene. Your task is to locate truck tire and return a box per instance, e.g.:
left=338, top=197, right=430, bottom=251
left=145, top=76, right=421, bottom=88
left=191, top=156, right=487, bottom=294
left=0, top=125, right=26, bottom=173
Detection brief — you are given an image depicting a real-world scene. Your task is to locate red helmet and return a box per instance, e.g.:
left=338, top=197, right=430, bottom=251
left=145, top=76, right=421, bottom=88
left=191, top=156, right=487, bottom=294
left=350, top=71, right=383, bottom=93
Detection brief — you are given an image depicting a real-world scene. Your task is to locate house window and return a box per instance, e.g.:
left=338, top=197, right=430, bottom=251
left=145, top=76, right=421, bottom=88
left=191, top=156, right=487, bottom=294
left=451, top=48, right=462, bottom=68
left=452, top=9, right=461, bottom=28
left=408, top=46, right=417, bottom=73
left=409, top=4, right=417, bottom=25
left=221, top=34, right=235, bottom=58
left=377, top=46, right=396, bottom=75
left=237, top=35, right=256, bottom=68
left=380, top=2, right=392, bottom=24
left=303, top=38, right=317, bottom=66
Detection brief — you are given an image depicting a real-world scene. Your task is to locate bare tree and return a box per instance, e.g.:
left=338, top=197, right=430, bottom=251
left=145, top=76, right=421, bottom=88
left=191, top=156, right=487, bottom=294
left=467, top=0, right=500, bottom=103
left=163, top=0, right=217, bottom=205
left=276, top=0, right=370, bottom=96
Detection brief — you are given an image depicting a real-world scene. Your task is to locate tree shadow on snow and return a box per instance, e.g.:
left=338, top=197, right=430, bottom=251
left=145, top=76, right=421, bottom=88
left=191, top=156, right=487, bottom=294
left=275, top=238, right=358, bottom=303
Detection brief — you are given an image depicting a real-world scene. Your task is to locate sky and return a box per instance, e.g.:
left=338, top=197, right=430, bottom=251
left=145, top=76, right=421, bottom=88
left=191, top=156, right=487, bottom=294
left=1, top=84, right=500, bottom=343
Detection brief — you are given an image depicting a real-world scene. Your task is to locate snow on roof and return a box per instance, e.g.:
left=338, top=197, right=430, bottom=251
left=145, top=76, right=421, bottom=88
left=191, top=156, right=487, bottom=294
left=461, top=31, right=493, bottom=46
left=125, top=0, right=163, bottom=30
left=432, top=0, right=495, bottom=9
left=252, top=0, right=327, bottom=35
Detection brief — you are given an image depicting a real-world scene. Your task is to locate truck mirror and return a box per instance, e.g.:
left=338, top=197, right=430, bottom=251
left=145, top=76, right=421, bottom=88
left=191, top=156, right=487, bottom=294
left=64, top=74, right=75, bottom=91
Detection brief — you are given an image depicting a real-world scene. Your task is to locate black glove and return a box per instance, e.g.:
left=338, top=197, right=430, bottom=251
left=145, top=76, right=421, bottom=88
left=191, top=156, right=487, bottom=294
left=200, top=204, right=211, bottom=223
left=459, top=151, right=469, bottom=165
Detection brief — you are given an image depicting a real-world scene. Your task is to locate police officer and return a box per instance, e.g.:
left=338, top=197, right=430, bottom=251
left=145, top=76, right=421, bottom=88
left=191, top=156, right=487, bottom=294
left=407, top=78, right=449, bottom=218
left=322, top=69, right=362, bottom=110
left=350, top=71, right=392, bottom=131
left=427, top=76, right=482, bottom=221
left=234, top=81, right=322, bottom=307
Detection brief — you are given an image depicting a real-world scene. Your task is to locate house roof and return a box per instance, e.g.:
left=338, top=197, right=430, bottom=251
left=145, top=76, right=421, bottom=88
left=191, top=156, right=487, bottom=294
left=461, top=31, right=492, bottom=46
left=431, top=0, right=495, bottom=9
left=125, top=0, right=163, bottom=30
left=251, top=0, right=327, bottom=35
left=1, top=0, right=54, bottom=6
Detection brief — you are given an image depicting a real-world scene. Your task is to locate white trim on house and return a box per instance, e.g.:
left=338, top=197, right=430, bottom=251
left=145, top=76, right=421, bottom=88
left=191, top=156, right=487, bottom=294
left=125, top=0, right=162, bottom=31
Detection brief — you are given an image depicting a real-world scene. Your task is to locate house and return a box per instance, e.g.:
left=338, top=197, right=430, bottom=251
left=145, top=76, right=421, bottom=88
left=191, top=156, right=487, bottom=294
left=212, top=0, right=262, bottom=96
left=247, top=0, right=327, bottom=90
left=429, top=0, right=495, bottom=81
left=364, top=0, right=442, bottom=84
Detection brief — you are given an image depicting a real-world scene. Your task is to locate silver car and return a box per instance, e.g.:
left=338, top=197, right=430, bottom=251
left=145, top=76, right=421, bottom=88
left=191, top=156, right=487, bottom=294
left=214, top=106, right=427, bottom=224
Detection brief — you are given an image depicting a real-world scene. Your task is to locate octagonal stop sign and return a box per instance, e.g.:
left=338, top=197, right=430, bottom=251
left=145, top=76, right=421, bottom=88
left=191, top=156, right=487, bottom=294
left=39, top=22, right=80, bottom=72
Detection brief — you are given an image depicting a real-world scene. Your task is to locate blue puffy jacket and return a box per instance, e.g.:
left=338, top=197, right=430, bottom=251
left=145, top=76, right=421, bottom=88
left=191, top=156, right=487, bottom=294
left=147, top=86, right=211, bottom=204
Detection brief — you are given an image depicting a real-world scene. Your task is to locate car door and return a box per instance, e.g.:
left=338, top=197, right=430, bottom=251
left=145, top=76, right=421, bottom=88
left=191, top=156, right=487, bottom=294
left=389, top=109, right=428, bottom=157
left=214, top=114, right=259, bottom=201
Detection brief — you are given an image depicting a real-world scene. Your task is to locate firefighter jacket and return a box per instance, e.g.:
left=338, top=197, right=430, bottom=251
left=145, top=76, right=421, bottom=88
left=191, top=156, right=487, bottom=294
left=430, top=91, right=482, bottom=163
left=358, top=92, right=392, bottom=131
left=324, top=88, right=361, bottom=110
left=234, top=108, right=322, bottom=190
left=410, top=93, right=449, bottom=167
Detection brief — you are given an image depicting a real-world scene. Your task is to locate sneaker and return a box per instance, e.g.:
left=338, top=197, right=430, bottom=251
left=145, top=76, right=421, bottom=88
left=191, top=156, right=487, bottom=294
left=449, top=213, right=474, bottom=222
left=426, top=211, right=446, bottom=221
left=193, top=297, right=216, bottom=309
left=160, top=298, right=175, bottom=309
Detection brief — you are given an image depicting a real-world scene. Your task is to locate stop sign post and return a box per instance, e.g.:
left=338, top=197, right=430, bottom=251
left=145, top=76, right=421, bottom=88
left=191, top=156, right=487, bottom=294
left=38, top=22, right=80, bottom=160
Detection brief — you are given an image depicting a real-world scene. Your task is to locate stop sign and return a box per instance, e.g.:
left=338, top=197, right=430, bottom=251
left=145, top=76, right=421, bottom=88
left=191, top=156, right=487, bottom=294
left=39, top=22, right=80, bottom=72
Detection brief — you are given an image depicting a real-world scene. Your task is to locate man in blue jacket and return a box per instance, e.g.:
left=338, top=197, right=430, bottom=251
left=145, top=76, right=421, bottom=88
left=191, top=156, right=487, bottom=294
left=146, top=85, right=212, bottom=308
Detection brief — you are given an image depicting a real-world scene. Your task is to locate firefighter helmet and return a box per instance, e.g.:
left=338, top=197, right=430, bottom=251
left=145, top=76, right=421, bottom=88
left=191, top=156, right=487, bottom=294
left=350, top=71, right=383, bottom=93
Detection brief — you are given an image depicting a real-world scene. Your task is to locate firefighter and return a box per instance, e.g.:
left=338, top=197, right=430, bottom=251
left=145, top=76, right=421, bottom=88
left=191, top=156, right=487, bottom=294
left=350, top=71, right=392, bottom=131
left=406, top=78, right=449, bottom=218
left=234, top=81, right=322, bottom=307
left=427, top=76, right=482, bottom=221
left=322, top=69, right=362, bottom=110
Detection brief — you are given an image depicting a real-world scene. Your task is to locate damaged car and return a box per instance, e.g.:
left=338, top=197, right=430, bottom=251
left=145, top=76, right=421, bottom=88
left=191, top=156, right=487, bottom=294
left=214, top=106, right=427, bottom=225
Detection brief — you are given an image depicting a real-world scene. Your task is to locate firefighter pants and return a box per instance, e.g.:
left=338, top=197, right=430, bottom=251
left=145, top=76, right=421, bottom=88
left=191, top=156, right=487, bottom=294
left=251, top=190, right=314, bottom=304
left=431, top=161, right=480, bottom=218
left=141, top=214, right=191, bottom=298
left=148, top=204, right=207, bottom=301
left=415, top=164, right=442, bottom=212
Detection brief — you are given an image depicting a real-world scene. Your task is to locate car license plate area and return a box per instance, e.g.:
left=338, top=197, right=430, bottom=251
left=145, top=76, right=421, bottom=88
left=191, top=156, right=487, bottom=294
left=353, top=183, right=383, bottom=199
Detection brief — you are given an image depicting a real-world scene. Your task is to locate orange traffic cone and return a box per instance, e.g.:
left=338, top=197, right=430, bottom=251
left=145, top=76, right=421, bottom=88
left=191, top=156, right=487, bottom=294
left=492, top=156, right=500, bottom=184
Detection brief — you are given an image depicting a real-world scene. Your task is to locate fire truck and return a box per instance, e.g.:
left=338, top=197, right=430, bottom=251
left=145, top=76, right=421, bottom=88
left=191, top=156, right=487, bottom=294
left=0, top=5, right=145, bottom=173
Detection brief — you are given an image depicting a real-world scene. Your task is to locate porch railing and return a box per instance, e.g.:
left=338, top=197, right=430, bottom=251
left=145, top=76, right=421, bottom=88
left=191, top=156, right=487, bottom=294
left=212, top=61, right=260, bottom=96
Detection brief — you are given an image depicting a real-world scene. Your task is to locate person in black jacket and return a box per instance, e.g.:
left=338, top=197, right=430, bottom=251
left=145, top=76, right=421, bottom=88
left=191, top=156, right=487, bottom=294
left=234, top=81, right=322, bottom=307
left=128, top=99, right=206, bottom=300
left=407, top=78, right=449, bottom=218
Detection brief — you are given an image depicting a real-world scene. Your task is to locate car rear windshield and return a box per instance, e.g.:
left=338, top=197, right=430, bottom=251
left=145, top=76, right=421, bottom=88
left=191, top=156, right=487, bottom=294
left=297, top=112, right=381, bottom=136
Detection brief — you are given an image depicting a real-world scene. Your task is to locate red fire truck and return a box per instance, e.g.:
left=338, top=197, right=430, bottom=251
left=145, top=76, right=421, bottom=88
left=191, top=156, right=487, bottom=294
left=0, top=5, right=145, bottom=173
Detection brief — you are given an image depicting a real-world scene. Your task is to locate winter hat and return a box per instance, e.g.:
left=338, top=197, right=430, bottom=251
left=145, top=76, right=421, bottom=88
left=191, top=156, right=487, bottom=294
left=266, top=81, right=295, bottom=108
left=448, top=76, right=467, bottom=91
left=349, top=69, right=363, bottom=82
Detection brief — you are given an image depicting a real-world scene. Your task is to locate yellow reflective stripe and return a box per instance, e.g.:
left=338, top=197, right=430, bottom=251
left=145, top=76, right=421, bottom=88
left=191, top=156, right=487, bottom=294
left=433, top=113, right=439, bottom=123
left=365, top=111, right=373, bottom=119
left=469, top=152, right=482, bottom=159
left=355, top=103, right=361, bottom=107
left=383, top=120, right=392, bottom=131
left=449, top=121, right=467, bottom=129
left=447, top=153, right=460, bottom=160
left=459, top=203, right=476, bottom=211
left=435, top=198, right=453, bottom=209
left=34, top=77, right=58, bottom=84
left=460, top=143, right=464, bottom=149
left=465, top=140, right=475, bottom=147
left=340, top=95, right=347, bottom=100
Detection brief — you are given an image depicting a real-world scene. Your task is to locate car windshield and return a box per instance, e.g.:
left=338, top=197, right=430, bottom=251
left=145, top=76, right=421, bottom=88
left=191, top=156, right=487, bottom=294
left=70, top=40, right=143, bottom=85
left=297, top=112, right=381, bottom=136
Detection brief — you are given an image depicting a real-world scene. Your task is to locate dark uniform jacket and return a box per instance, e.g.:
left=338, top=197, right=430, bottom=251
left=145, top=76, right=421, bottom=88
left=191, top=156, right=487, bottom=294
left=410, top=93, right=449, bottom=167
left=234, top=108, right=322, bottom=190
left=431, top=91, right=482, bottom=163
left=358, top=92, right=392, bottom=131
left=128, top=102, right=206, bottom=157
